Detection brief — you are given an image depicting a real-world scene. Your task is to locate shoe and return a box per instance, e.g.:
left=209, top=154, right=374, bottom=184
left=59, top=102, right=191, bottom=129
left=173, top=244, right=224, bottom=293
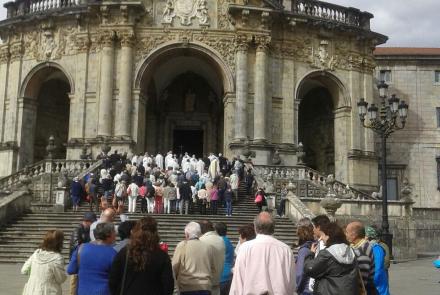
left=276, top=214, right=281, bottom=217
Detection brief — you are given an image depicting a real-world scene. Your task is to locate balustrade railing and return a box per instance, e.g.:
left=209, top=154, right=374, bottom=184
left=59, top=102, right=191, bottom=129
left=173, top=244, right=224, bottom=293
left=0, top=159, right=98, bottom=193
left=4, top=0, right=83, bottom=19
left=292, top=0, right=371, bottom=29
left=253, top=165, right=373, bottom=200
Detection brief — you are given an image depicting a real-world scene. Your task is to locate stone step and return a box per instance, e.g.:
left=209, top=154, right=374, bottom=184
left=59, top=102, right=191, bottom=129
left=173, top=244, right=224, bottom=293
left=0, top=187, right=296, bottom=264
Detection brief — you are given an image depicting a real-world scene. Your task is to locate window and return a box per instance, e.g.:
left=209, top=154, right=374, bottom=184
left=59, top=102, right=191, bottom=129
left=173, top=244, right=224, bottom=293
left=379, top=70, right=392, bottom=83
left=386, top=178, right=398, bottom=200
left=435, top=70, right=440, bottom=83
left=437, top=108, right=440, bottom=128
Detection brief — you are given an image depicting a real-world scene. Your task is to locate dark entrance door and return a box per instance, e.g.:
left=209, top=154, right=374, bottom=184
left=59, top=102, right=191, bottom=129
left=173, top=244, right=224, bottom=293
left=173, top=129, right=204, bottom=158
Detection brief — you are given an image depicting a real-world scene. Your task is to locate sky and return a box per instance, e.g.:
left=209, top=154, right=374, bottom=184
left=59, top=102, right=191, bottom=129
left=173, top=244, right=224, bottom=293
left=0, top=0, right=438, bottom=47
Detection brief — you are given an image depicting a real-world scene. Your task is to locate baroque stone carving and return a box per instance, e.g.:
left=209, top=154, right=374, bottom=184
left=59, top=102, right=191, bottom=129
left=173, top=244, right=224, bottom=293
left=218, top=0, right=232, bottom=29
left=162, top=0, right=210, bottom=26
left=120, top=30, right=136, bottom=47
left=194, top=34, right=236, bottom=72
left=311, top=40, right=337, bottom=71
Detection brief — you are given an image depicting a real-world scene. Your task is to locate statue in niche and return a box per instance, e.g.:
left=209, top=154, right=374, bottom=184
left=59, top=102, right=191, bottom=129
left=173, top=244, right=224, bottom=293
left=196, top=0, right=209, bottom=25
left=184, top=89, right=196, bottom=112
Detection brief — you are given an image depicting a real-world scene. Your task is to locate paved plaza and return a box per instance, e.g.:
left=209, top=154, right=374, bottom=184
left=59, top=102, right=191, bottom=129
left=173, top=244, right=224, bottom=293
left=0, top=258, right=438, bottom=295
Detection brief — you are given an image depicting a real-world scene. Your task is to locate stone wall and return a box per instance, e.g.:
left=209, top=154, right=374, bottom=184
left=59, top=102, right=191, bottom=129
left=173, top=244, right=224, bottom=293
left=0, top=191, right=32, bottom=228
left=413, top=208, right=440, bottom=255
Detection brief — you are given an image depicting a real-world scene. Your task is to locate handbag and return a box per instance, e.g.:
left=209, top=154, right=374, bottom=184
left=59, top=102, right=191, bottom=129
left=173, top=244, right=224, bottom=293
left=254, top=194, right=263, bottom=203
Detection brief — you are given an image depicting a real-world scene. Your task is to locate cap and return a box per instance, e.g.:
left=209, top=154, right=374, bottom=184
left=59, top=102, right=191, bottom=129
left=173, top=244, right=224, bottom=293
left=83, top=212, right=97, bottom=222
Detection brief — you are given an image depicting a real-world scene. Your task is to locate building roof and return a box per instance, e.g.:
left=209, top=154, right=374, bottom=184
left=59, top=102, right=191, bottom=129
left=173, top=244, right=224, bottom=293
left=374, top=47, right=440, bottom=56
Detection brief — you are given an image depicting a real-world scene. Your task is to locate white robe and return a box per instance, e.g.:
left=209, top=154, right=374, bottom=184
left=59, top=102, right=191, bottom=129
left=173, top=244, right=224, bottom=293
left=165, top=154, right=173, bottom=170
left=182, top=160, right=191, bottom=173
left=208, top=158, right=220, bottom=180
left=196, top=160, right=205, bottom=176
left=229, top=234, right=295, bottom=295
left=155, top=154, right=164, bottom=170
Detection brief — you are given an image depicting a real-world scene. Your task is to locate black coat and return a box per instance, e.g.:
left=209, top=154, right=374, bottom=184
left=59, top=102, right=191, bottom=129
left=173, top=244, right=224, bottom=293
left=304, top=247, right=359, bottom=295
left=109, top=247, right=174, bottom=295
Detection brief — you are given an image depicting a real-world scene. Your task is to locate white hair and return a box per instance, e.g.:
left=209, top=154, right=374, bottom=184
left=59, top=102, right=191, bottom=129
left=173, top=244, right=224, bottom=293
left=185, top=222, right=201, bottom=239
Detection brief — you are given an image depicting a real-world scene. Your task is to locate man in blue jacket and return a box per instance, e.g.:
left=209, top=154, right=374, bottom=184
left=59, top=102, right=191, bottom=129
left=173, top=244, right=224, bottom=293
left=365, top=226, right=390, bottom=295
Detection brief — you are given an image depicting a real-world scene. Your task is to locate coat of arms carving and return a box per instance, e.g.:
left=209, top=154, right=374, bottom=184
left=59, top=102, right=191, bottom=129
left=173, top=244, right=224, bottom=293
left=162, top=0, right=210, bottom=26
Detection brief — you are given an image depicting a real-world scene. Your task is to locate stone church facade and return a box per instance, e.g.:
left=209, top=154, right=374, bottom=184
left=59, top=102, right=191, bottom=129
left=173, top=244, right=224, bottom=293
left=0, top=0, right=385, bottom=192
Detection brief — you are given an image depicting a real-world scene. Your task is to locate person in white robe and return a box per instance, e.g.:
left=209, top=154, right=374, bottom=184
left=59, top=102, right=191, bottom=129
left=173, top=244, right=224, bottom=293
left=230, top=212, right=295, bottom=294
left=165, top=151, right=173, bottom=170
left=182, top=159, right=191, bottom=173
left=155, top=153, right=164, bottom=170
left=208, top=157, right=220, bottom=180
left=190, top=155, right=198, bottom=172
left=131, top=154, right=138, bottom=166
left=196, top=158, right=205, bottom=177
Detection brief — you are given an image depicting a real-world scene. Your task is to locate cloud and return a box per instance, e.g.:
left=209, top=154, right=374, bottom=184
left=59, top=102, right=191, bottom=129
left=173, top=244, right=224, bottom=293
left=0, top=0, right=438, bottom=47
left=330, top=0, right=440, bottom=47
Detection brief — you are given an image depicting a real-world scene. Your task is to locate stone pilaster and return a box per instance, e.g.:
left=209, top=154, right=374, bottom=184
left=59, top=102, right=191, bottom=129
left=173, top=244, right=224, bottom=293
left=234, top=37, right=249, bottom=141
left=116, top=31, right=135, bottom=138
left=97, top=31, right=116, bottom=137
left=253, top=37, right=270, bottom=143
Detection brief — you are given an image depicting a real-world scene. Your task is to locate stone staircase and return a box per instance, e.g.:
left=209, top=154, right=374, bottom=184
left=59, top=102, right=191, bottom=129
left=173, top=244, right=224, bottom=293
left=0, top=182, right=298, bottom=264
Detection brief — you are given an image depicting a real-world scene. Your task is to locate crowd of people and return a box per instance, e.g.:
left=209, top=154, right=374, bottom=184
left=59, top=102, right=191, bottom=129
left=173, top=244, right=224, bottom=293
left=70, top=151, right=257, bottom=216
left=20, top=208, right=391, bottom=295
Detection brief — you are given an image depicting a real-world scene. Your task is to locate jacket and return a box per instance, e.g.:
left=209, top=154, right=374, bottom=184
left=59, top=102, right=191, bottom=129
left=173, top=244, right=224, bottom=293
left=179, top=182, right=192, bottom=201
left=371, top=242, right=390, bottom=295
left=172, top=239, right=215, bottom=292
left=69, top=223, right=91, bottom=257
left=21, top=249, right=66, bottom=295
left=109, top=246, right=174, bottom=295
left=304, top=243, right=359, bottom=295
left=295, top=241, right=313, bottom=295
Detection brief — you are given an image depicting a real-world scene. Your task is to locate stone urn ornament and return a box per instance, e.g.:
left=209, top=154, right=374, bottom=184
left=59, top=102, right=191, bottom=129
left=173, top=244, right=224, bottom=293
left=297, top=142, right=306, bottom=165
left=46, top=135, right=57, bottom=159
left=320, top=174, right=342, bottom=221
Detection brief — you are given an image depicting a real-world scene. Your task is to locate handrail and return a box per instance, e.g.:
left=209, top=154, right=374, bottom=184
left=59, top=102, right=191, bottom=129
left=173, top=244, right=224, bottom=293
left=253, top=164, right=374, bottom=200
left=291, top=0, right=371, bottom=30
left=4, top=0, right=85, bottom=19
left=0, top=159, right=99, bottom=192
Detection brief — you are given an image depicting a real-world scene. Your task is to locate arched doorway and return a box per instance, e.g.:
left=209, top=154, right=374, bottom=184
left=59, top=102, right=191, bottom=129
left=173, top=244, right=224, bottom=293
left=136, top=44, right=233, bottom=157
left=20, top=65, right=71, bottom=165
left=297, top=72, right=349, bottom=177
left=298, top=87, right=334, bottom=174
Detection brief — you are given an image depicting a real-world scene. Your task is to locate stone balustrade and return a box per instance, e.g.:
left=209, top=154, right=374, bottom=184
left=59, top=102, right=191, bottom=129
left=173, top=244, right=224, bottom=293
left=4, top=0, right=83, bottom=19
left=253, top=164, right=373, bottom=200
left=0, top=159, right=97, bottom=193
left=291, top=0, right=372, bottom=30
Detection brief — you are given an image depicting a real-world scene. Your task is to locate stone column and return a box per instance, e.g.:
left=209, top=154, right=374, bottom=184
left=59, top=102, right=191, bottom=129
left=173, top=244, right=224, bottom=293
left=234, top=39, right=249, bottom=141
left=253, top=37, right=270, bottom=143
left=116, top=31, right=135, bottom=138
left=97, top=31, right=116, bottom=137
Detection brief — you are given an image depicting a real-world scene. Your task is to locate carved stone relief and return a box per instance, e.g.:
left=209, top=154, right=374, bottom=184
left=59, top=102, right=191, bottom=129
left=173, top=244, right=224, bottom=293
left=162, top=0, right=210, bottom=26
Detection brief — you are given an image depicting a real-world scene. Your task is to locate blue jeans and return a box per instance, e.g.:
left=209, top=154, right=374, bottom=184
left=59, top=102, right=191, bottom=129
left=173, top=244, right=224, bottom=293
left=226, top=200, right=232, bottom=216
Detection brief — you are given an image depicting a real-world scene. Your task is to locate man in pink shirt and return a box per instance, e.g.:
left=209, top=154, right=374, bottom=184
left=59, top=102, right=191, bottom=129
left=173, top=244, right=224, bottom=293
left=230, top=212, right=296, bottom=294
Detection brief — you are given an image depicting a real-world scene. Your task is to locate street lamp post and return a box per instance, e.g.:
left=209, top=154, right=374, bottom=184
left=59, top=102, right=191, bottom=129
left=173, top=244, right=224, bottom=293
left=357, top=81, right=409, bottom=256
